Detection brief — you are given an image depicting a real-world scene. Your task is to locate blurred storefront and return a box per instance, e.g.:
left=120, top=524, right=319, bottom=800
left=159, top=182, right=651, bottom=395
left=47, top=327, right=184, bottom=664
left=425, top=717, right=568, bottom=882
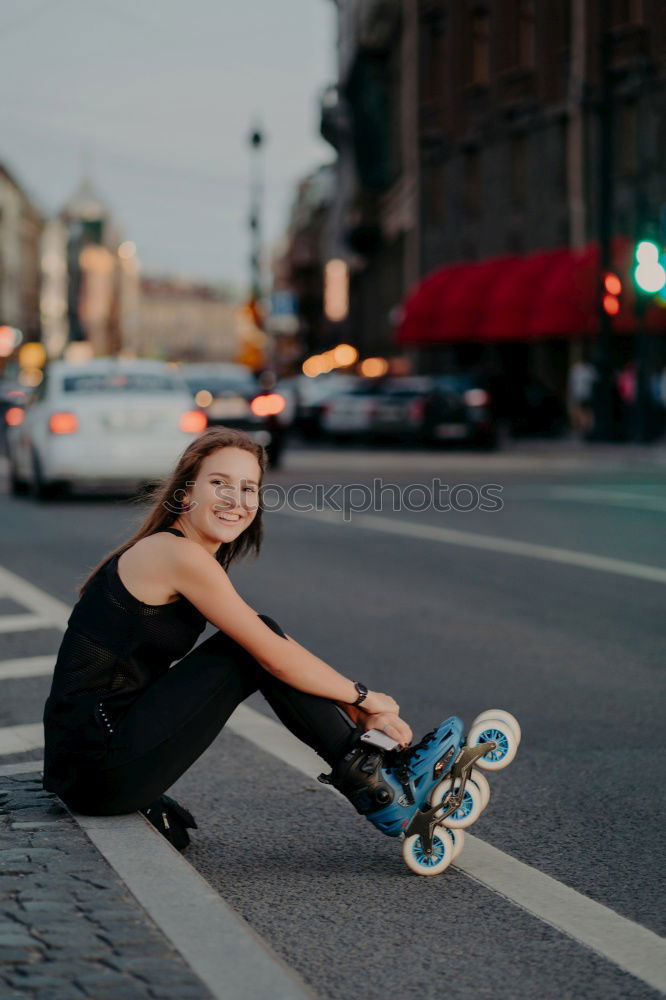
left=0, top=163, right=43, bottom=371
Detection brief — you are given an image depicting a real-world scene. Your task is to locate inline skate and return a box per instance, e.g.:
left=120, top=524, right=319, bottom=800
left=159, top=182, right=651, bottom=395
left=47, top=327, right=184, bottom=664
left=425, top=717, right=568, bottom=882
left=319, top=709, right=520, bottom=876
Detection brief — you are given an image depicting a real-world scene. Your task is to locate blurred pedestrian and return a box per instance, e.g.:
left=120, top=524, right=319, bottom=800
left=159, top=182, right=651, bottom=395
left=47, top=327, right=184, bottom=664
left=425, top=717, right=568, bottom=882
left=567, top=357, right=597, bottom=438
left=616, top=361, right=637, bottom=440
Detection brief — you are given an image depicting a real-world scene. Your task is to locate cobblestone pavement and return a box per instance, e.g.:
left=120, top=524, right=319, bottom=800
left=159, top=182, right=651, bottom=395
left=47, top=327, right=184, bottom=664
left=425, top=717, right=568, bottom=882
left=0, top=772, right=212, bottom=1000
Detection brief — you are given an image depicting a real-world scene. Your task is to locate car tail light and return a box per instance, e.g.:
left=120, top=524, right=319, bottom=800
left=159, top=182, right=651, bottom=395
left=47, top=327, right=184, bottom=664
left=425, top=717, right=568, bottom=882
left=49, top=412, right=79, bottom=434
left=179, top=409, right=208, bottom=433
left=5, top=406, right=24, bottom=427
left=463, top=388, right=490, bottom=407
left=250, top=393, right=286, bottom=417
left=408, top=399, right=425, bottom=422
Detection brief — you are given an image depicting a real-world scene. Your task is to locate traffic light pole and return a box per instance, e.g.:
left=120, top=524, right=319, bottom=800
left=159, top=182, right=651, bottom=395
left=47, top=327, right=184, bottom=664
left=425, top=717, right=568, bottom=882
left=593, top=10, right=615, bottom=441
left=634, top=294, right=651, bottom=443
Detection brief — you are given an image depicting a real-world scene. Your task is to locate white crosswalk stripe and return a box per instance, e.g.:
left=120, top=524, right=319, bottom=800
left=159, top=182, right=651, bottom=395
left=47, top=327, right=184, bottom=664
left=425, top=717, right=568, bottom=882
left=0, top=655, right=55, bottom=681
left=0, top=722, right=44, bottom=755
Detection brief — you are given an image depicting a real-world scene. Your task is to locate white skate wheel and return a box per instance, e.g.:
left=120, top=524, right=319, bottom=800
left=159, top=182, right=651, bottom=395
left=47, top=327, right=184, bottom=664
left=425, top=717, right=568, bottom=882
left=402, top=825, right=455, bottom=876
left=468, top=717, right=519, bottom=771
left=471, top=768, right=491, bottom=810
left=471, top=709, right=522, bottom=745
left=430, top=776, right=484, bottom=829
left=449, top=828, right=466, bottom=861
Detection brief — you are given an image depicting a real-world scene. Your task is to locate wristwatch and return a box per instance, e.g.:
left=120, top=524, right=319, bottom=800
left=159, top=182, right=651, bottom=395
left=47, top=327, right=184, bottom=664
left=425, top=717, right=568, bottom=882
left=352, top=681, right=369, bottom=707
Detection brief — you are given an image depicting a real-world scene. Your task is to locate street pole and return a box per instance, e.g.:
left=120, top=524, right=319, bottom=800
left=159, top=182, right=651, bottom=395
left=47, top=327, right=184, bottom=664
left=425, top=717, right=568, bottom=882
left=634, top=293, right=651, bottom=442
left=248, top=125, right=264, bottom=304
left=594, top=5, right=615, bottom=440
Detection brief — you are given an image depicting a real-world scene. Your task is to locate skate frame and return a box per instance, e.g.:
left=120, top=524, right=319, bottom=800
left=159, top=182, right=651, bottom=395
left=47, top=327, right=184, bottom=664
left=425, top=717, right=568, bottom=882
left=403, top=741, right=497, bottom=855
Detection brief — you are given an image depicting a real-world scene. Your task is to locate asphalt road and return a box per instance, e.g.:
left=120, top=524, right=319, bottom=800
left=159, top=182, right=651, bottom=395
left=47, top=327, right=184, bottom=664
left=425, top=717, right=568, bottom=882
left=1, top=442, right=664, bottom=999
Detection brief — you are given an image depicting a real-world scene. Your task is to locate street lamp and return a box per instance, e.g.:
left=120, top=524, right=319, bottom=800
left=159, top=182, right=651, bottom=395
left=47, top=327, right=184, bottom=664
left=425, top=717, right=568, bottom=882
left=248, top=124, right=265, bottom=303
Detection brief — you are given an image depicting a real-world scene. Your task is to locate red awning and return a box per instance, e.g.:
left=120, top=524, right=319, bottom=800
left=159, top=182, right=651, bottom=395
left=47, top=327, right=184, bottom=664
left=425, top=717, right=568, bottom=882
left=396, top=238, right=665, bottom=345
left=480, top=250, right=561, bottom=340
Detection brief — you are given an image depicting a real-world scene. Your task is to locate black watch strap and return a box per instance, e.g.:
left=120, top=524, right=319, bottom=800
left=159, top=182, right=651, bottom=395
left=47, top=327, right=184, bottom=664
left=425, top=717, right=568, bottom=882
left=352, top=682, right=368, bottom=707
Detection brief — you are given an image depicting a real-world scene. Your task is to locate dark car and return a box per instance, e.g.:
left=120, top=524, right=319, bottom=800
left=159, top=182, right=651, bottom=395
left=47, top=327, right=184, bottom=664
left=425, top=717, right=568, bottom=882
left=369, top=377, right=435, bottom=441
left=177, top=363, right=258, bottom=431
left=422, top=374, right=498, bottom=449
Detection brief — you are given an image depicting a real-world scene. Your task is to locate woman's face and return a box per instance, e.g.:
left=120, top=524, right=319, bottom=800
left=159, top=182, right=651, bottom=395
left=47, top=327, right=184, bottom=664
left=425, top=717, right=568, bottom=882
left=177, top=446, right=261, bottom=551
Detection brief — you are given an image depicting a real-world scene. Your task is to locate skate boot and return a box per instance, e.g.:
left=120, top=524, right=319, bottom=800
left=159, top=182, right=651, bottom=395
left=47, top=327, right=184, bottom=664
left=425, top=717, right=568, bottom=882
left=319, top=709, right=521, bottom=877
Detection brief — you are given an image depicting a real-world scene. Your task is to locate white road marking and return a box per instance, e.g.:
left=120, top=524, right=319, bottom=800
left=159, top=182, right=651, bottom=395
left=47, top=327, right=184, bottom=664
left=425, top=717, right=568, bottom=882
left=228, top=705, right=666, bottom=996
left=276, top=507, right=666, bottom=585
left=0, top=565, right=70, bottom=628
left=0, top=614, right=61, bottom=634
left=0, top=759, right=44, bottom=776
left=0, top=656, right=55, bottom=680
left=0, top=723, right=44, bottom=755
left=543, top=486, right=666, bottom=513
left=75, top=811, right=315, bottom=1000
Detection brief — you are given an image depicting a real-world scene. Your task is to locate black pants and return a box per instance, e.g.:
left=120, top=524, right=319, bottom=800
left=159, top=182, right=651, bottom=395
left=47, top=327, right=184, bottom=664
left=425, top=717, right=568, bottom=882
left=64, top=616, right=359, bottom=816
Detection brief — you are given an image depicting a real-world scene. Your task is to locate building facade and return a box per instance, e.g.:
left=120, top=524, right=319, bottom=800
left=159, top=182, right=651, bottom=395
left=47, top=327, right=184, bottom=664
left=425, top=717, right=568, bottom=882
left=312, top=0, right=665, bottom=401
left=0, top=164, right=43, bottom=351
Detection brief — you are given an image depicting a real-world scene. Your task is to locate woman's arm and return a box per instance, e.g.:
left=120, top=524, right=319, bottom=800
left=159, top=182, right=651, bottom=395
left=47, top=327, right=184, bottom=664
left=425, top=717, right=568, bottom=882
left=168, top=540, right=398, bottom=714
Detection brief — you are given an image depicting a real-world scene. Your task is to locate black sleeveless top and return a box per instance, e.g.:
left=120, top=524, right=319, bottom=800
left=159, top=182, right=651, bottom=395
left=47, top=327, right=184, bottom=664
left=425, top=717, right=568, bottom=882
left=43, top=528, right=207, bottom=792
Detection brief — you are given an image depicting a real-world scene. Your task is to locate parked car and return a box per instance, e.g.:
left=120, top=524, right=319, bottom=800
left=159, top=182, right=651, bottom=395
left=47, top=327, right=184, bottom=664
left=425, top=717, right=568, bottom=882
left=287, top=374, right=360, bottom=439
left=7, top=358, right=207, bottom=499
left=177, top=363, right=258, bottom=429
left=422, top=374, right=498, bottom=449
left=369, top=377, right=435, bottom=441
left=320, top=378, right=384, bottom=440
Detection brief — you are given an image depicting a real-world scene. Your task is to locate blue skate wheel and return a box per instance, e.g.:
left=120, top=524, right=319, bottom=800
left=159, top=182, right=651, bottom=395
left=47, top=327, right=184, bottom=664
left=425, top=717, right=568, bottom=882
left=430, top=777, right=484, bottom=829
left=402, top=826, right=455, bottom=876
left=471, top=709, right=522, bottom=744
left=468, top=717, right=518, bottom=771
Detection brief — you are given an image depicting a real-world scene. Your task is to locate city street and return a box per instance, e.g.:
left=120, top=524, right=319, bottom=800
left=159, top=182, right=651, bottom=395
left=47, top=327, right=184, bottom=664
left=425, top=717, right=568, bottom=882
left=0, top=441, right=664, bottom=999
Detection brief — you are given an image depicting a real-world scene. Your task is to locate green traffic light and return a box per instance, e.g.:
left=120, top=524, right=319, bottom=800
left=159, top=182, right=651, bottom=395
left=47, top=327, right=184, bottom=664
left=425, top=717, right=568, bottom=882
left=634, top=239, right=666, bottom=293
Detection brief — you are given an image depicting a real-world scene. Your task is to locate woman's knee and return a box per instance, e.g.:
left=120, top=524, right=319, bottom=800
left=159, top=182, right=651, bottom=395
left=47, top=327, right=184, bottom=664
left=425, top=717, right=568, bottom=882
left=258, top=613, right=287, bottom=639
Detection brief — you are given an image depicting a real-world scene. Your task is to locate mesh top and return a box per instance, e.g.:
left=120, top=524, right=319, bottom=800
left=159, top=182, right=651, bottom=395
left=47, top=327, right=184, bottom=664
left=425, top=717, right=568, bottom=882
left=43, top=528, right=208, bottom=774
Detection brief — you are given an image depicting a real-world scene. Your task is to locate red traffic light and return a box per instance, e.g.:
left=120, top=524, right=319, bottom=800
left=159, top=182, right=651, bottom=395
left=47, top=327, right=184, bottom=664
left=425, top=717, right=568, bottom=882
left=603, top=294, right=620, bottom=316
left=602, top=272, right=622, bottom=316
left=604, top=272, right=622, bottom=296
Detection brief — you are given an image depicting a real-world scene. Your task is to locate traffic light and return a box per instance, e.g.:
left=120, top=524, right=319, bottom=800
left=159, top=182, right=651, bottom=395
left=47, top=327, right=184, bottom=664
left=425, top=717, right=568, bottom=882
left=602, top=272, right=622, bottom=316
left=634, top=239, right=666, bottom=294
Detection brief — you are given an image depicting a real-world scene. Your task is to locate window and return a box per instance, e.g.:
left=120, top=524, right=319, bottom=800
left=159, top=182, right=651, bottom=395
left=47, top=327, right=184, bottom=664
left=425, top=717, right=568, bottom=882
left=518, top=1, right=536, bottom=68
left=510, top=135, right=527, bottom=205
left=464, top=149, right=482, bottom=216
left=616, top=102, right=638, bottom=176
left=610, top=0, right=644, bottom=24
left=470, top=11, right=490, bottom=85
left=62, top=373, right=181, bottom=393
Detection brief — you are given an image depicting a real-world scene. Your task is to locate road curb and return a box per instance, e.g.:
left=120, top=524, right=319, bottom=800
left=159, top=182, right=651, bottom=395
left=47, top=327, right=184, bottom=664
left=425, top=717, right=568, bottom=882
left=0, top=767, right=314, bottom=1000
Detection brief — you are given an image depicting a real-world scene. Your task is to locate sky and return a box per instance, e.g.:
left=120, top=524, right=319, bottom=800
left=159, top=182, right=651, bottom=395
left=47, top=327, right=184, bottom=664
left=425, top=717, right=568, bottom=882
left=0, top=0, right=335, bottom=291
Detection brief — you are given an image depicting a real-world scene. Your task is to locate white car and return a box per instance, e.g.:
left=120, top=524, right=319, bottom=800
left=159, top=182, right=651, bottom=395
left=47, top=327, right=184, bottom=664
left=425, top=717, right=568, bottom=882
left=7, top=358, right=207, bottom=499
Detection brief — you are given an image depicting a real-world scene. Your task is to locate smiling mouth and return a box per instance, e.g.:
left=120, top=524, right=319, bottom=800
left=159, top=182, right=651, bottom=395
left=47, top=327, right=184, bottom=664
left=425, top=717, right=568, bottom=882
left=214, top=510, right=242, bottom=523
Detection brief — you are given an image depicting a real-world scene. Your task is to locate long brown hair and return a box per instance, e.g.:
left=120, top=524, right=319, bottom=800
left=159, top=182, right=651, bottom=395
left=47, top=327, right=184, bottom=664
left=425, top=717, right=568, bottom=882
left=77, top=427, right=267, bottom=596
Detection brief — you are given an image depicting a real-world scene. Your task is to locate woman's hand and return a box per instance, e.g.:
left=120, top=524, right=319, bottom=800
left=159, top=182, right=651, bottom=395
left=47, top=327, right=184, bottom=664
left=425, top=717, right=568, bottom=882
left=361, top=690, right=400, bottom=716
left=361, top=712, right=413, bottom=748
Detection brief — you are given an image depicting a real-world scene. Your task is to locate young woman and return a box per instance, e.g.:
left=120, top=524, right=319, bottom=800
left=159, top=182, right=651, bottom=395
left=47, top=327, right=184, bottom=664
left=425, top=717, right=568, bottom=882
left=42, top=427, right=412, bottom=820
left=42, top=426, right=517, bottom=872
